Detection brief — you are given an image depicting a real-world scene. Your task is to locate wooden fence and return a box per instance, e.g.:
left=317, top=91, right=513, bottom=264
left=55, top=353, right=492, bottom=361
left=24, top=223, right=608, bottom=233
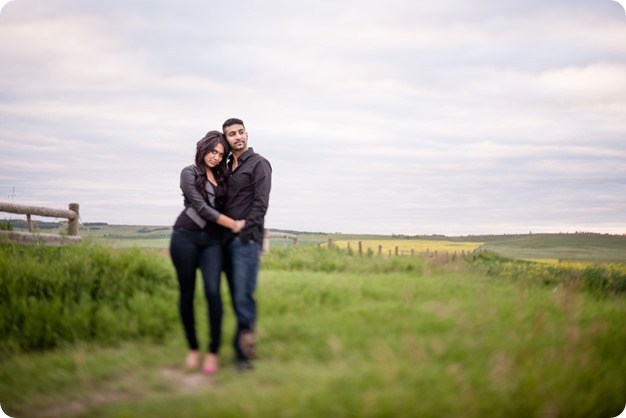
left=323, top=238, right=481, bottom=261
left=263, top=230, right=298, bottom=253
left=0, top=202, right=81, bottom=245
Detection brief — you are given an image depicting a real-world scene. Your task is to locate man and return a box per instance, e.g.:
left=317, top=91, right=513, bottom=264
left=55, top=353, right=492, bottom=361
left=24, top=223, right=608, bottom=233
left=222, top=117, right=272, bottom=371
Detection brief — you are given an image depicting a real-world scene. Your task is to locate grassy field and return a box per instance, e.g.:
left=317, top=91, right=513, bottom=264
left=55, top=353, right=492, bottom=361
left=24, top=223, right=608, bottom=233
left=74, top=225, right=626, bottom=263
left=480, top=233, right=626, bottom=263
left=81, top=224, right=173, bottom=249
left=1, top=241, right=625, bottom=418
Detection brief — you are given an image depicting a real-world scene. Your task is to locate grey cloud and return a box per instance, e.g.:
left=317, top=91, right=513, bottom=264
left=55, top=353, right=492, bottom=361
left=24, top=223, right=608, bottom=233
left=1, top=0, right=625, bottom=234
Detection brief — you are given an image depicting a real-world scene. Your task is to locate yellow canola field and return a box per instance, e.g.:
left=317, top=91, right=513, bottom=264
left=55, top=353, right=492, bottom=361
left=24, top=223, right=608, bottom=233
left=527, top=259, right=626, bottom=270
left=329, top=239, right=484, bottom=255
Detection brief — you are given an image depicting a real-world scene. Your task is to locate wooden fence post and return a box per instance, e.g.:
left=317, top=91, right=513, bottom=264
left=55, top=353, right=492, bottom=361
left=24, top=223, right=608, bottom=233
left=358, top=241, right=362, bottom=255
left=68, top=203, right=80, bottom=236
left=264, top=231, right=297, bottom=250
left=262, top=228, right=270, bottom=253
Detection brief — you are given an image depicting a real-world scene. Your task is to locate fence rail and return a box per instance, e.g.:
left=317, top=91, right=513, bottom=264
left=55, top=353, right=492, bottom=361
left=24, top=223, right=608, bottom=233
left=323, top=238, right=483, bottom=261
left=0, top=202, right=81, bottom=244
left=263, top=230, right=298, bottom=253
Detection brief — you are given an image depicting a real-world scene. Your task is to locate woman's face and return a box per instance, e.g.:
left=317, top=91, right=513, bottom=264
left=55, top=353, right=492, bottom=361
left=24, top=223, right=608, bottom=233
left=204, top=142, right=225, bottom=168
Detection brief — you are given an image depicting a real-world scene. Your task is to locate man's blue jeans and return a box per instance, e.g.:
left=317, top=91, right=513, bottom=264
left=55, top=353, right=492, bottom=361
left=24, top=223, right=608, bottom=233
left=224, top=237, right=262, bottom=360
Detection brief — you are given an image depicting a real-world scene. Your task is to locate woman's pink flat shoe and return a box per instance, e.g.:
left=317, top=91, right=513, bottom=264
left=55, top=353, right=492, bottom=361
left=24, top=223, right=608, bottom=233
left=202, top=365, right=218, bottom=375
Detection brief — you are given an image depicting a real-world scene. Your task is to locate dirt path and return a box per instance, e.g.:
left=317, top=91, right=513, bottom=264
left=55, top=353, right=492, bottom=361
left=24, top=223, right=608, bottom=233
left=29, top=367, right=213, bottom=418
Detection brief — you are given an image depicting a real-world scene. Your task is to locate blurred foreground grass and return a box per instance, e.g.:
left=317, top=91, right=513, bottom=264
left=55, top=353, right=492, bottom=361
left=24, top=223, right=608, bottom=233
left=0, top=245, right=625, bottom=418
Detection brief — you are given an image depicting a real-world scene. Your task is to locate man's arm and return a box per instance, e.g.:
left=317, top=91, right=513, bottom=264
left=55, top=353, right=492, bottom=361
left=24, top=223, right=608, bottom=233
left=244, top=158, right=272, bottom=230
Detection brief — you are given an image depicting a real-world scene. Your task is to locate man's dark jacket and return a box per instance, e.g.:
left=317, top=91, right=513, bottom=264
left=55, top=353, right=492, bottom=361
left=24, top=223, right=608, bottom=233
left=224, top=147, right=272, bottom=243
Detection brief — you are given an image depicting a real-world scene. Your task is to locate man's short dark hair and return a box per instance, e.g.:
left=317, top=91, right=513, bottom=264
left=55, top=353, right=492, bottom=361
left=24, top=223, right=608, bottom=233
left=222, top=118, right=245, bottom=132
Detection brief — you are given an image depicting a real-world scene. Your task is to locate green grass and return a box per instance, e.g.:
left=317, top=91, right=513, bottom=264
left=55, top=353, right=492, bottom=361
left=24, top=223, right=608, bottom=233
left=468, top=252, right=626, bottom=296
left=0, top=241, right=178, bottom=354
left=48, top=224, right=626, bottom=263
left=481, top=233, right=626, bottom=263
left=80, top=225, right=173, bottom=249
left=0, top=219, right=13, bottom=231
left=1, top=244, right=625, bottom=418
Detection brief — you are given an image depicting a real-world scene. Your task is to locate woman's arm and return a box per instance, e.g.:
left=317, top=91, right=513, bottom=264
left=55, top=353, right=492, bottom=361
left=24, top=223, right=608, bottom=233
left=180, top=166, right=244, bottom=232
left=216, top=215, right=245, bottom=233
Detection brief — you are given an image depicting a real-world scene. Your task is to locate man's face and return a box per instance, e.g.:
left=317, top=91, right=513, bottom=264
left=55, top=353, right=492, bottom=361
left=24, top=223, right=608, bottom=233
left=224, top=124, right=248, bottom=152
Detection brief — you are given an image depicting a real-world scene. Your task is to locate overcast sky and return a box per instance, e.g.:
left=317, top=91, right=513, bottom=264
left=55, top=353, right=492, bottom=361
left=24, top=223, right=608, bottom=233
left=1, top=0, right=625, bottom=236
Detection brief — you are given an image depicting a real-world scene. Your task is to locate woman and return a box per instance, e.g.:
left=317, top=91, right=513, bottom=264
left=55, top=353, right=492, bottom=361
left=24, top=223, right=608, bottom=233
left=169, top=130, right=244, bottom=375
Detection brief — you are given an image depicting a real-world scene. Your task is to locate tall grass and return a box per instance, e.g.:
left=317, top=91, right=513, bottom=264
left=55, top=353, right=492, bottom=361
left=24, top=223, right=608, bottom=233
left=0, top=241, right=178, bottom=354
left=469, top=252, right=626, bottom=296
left=1, top=244, right=625, bottom=418
left=0, top=219, right=13, bottom=231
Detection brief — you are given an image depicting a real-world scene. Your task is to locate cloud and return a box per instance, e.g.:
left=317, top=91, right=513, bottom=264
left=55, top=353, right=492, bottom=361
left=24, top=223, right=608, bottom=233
left=0, top=0, right=625, bottom=234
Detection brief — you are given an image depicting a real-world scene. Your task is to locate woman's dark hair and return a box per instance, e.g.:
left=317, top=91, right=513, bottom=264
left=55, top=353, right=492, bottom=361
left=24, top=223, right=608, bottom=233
left=195, top=130, right=230, bottom=208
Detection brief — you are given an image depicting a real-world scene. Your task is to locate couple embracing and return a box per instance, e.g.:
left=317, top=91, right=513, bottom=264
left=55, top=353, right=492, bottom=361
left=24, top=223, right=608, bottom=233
left=169, top=118, right=272, bottom=373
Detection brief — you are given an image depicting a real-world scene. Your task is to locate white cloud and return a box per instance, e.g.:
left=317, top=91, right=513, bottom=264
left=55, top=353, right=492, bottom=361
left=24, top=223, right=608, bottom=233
left=0, top=0, right=625, bottom=234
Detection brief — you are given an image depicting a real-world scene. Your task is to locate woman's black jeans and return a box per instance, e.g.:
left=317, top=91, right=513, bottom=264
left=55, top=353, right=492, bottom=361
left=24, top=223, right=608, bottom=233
left=169, top=228, right=223, bottom=354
